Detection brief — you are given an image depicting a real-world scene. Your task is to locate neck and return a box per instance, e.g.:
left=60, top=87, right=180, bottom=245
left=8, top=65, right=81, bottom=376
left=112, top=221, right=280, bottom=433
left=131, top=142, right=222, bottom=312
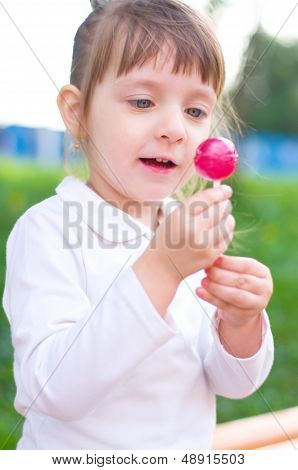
left=86, top=178, right=164, bottom=231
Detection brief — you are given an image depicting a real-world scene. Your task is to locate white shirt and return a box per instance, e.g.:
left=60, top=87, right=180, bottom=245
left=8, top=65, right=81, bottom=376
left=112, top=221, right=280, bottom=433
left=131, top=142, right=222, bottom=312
left=2, top=175, right=274, bottom=450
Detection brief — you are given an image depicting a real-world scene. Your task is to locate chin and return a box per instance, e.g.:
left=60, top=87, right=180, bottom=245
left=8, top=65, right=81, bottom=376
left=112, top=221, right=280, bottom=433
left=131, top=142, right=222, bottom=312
left=133, top=188, right=171, bottom=203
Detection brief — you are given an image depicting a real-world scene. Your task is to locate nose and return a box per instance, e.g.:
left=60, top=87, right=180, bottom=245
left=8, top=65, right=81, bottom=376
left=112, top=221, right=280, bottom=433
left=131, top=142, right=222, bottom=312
left=156, top=107, right=187, bottom=144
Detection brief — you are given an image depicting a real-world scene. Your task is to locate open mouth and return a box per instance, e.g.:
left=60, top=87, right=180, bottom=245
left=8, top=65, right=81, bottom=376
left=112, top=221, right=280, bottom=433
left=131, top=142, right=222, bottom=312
left=139, top=158, right=177, bottom=169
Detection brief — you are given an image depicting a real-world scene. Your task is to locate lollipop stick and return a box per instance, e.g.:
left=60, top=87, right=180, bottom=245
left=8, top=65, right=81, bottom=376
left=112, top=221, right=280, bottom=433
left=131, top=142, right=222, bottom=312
left=213, top=180, right=221, bottom=188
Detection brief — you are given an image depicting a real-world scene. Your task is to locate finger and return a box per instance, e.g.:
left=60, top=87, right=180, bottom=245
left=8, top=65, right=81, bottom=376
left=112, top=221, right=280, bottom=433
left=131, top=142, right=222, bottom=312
left=213, top=255, right=271, bottom=279
left=196, top=286, right=231, bottom=311
left=191, top=205, right=234, bottom=250
left=203, top=225, right=233, bottom=259
left=196, top=287, right=260, bottom=318
left=210, top=215, right=235, bottom=247
left=189, top=185, right=233, bottom=216
left=200, top=199, right=233, bottom=231
left=204, top=266, right=266, bottom=296
left=200, top=278, right=264, bottom=310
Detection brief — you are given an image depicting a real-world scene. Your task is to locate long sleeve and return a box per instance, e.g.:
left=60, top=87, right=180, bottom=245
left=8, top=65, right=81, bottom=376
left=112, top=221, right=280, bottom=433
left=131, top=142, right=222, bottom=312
left=201, top=300, right=274, bottom=399
left=2, top=206, right=178, bottom=422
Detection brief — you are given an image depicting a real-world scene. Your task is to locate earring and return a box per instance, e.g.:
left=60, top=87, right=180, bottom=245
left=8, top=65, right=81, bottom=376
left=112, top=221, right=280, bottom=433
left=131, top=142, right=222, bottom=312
left=65, top=138, right=87, bottom=179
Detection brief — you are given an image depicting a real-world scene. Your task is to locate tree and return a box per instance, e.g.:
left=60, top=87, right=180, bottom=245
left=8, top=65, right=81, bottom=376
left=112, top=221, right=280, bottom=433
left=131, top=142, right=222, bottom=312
left=204, top=0, right=230, bottom=22
left=230, top=25, right=298, bottom=134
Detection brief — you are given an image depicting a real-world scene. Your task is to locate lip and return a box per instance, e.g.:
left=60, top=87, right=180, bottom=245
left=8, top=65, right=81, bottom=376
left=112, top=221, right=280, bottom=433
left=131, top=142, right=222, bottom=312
left=139, top=158, right=178, bottom=174
left=140, top=155, right=178, bottom=165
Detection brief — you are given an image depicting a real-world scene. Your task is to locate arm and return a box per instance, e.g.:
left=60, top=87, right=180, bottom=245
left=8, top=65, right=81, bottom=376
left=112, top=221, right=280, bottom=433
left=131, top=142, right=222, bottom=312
left=202, top=307, right=274, bottom=399
left=195, top=255, right=275, bottom=398
left=2, top=207, right=178, bottom=421
left=217, top=310, right=263, bottom=358
left=132, top=248, right=180, bottom=317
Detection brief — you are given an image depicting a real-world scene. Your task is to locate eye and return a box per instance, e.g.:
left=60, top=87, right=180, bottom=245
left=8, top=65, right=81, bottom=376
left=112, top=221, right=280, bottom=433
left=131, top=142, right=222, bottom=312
left=186, top=108, right=207, bottom=119
left=129, top=99, right=153, bottom=109
left=128, top=100, right=208, bottom=119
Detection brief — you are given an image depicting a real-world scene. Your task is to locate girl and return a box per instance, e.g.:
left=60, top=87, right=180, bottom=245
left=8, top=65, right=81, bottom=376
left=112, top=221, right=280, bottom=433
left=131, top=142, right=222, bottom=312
left=3, top=0, right=274, bottom=450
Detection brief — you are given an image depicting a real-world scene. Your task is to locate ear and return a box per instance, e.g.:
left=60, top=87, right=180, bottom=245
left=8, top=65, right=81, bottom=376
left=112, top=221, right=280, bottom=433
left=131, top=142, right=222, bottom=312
left=57, top=85, right=84, bottom=140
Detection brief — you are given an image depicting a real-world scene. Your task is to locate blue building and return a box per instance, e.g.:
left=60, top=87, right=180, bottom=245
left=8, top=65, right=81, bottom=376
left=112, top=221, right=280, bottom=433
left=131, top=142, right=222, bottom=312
left=0, top=125, right=64, bottom=167
left=235, top=131, right=298, bottom=177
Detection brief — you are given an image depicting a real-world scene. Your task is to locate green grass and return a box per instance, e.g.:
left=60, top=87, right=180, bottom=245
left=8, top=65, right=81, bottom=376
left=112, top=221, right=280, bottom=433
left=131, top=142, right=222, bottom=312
left=0, top=157, right=297, bottom=449
left=216, top=175, right=298, bottom=424
left=0, top=158, right=66, bottom=449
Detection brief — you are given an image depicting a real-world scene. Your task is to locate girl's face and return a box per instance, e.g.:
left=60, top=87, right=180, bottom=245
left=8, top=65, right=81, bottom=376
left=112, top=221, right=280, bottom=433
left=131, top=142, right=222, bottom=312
left=85, top=46, right=217, bottom=205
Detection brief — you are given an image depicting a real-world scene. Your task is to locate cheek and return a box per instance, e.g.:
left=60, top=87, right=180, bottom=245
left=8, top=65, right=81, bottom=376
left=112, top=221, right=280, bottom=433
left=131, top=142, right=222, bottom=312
left=189, top=126, right=211, bottom=159
left=180, top=134, right=211, bottom=185
left=97, top=112, right=143, bottom=145
left=89, top=126, right=137, bottom=169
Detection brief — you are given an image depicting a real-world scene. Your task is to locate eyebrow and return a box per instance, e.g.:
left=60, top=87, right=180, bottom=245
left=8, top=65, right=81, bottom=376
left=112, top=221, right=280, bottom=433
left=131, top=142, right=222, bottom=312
left=115, top=78, right=216, bottom=103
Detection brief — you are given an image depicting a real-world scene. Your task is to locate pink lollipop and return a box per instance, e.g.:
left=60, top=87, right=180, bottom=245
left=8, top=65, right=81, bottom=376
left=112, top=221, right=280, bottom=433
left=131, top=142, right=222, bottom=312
left=194, top=137, right=238, bottom=187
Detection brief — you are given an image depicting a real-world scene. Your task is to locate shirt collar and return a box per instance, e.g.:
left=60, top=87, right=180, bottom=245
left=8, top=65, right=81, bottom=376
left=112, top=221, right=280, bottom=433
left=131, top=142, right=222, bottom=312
left=55, top=175, right=181, bottom=243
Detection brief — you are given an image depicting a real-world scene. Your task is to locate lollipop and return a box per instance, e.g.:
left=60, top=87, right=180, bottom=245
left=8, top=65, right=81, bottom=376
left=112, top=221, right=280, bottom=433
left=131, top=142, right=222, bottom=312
left=194, top=137, right=238, bottom=188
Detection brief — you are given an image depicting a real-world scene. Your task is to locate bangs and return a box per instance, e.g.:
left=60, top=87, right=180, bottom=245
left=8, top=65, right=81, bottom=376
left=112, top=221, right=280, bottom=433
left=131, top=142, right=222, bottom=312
left=113, top=21, right=222, bottom=92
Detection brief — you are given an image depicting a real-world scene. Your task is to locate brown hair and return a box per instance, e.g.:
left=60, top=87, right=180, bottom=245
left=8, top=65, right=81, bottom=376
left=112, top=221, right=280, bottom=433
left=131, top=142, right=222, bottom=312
left=67, top=0, right=243, bottom=200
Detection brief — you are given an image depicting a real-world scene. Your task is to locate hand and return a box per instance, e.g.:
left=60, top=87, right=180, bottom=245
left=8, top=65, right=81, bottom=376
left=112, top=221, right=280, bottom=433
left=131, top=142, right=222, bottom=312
left=151, top=185, right=235, bottom=283
left=196, top=255, right=274, bottom=327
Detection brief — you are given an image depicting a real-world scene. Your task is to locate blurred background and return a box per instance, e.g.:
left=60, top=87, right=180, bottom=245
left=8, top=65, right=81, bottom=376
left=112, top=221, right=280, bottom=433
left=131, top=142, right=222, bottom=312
left=0, top=0, right=298, bottom=449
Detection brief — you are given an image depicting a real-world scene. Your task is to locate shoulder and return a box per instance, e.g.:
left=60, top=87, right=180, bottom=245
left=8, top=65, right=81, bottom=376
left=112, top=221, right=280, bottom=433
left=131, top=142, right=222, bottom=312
left=21, top=194, right=63, bottom=223
left=4, top=194, right=87, bottom=310
left=5, top=193, right=85, bottom=284
left=8, top=195, right=64, bottom=244
left=5, top=194, right=75, bottom=264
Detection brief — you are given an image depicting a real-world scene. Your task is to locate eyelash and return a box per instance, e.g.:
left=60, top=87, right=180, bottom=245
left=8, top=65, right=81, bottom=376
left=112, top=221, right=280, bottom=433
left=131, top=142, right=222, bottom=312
left=128, top=99, right=208, bottom=120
